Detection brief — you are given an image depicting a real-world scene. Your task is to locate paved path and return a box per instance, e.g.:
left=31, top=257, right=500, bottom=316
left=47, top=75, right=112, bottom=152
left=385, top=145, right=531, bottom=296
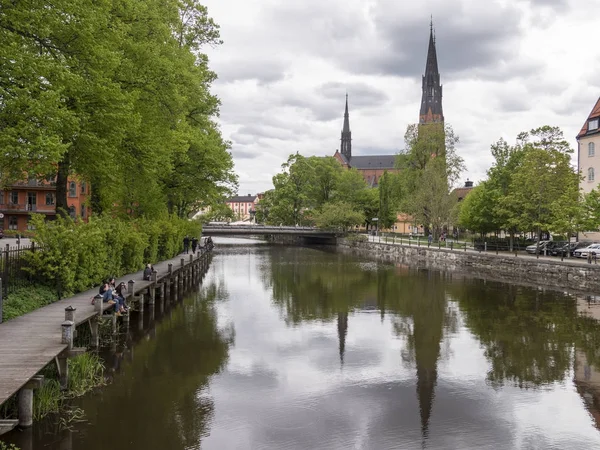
left=0, top=249, right=207, bottom=407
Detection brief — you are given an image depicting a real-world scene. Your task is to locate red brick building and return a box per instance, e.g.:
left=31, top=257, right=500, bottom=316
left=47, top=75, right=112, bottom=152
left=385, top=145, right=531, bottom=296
left=0, top=177, right=90, bottom=232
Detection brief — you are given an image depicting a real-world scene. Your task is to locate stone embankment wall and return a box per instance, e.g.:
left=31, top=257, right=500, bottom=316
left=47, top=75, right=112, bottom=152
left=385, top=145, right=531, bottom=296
left=339, top=239, right=600, bottom=294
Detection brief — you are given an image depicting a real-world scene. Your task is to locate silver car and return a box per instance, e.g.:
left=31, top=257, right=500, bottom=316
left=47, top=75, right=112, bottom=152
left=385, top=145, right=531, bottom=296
left=573, top=243, right=600, bottom=258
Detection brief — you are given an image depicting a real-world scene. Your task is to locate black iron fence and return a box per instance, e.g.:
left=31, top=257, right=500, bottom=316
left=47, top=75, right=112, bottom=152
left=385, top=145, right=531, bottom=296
left=0, top=242, right=41, bottom=298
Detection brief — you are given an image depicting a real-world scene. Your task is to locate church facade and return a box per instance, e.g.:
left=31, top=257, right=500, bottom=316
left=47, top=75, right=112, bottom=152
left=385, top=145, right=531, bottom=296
left=332, top=23, right=444, bottom=186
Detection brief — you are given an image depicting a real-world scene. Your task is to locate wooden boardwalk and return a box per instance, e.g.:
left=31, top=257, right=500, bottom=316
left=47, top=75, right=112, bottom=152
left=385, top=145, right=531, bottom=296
left=0, top=250, right=207, bottom=407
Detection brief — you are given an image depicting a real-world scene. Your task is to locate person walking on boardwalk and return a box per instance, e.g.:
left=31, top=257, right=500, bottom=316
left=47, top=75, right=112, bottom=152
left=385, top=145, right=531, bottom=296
left=191, top=237, right=198, bottom=254
left=183, top=235, right=190, bottom=254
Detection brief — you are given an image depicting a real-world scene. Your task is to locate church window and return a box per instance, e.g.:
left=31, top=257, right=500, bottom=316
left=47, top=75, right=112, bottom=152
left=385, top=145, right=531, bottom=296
left=429, top=87, right=434, bottom=96
left=588, top=167, right=595, bottom=182
left=589, top=142, right=595, bottom=157
left=590, top=119, right=599, bottom=131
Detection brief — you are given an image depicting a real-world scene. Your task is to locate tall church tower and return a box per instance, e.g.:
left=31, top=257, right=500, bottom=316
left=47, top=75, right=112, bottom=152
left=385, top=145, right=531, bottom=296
left=340, top=94, right=352, bottom=161
left=419, top=20, right=444, bottom=125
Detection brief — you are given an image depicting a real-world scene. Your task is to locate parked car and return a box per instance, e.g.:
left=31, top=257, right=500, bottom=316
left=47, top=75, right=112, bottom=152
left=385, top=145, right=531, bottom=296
left=525, top=240, right=552, bottom=254
left=573, top=244, right=600, bottom=258
left=551, top=242, right=587, bottom=257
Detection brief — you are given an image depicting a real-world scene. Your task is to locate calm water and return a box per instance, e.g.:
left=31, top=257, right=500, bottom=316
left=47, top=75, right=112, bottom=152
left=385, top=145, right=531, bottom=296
left=5, top=238, right=600, bottom=449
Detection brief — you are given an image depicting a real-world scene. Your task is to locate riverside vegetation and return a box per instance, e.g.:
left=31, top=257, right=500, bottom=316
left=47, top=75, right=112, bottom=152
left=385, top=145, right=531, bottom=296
left=1, top=0, right=231, bottom=436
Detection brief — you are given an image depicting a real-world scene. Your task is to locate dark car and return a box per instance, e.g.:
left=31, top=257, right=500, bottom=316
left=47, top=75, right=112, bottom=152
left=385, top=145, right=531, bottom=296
left=550, top=242, right=587, bottom=257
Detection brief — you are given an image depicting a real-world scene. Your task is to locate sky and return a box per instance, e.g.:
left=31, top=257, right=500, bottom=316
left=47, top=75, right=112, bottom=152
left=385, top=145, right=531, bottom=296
left=201, top=0, right=600, bottom=196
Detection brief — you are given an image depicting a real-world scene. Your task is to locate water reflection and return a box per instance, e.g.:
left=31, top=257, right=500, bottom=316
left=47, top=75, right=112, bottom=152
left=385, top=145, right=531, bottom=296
left=6, top=243, right=600, bottom=449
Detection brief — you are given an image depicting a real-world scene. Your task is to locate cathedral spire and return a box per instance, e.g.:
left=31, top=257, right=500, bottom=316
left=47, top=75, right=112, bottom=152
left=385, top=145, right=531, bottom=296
left=340, top=94, right=352, bottom=161
left=337, top=312, right=348, bottom=367
left=419, top=20, right=444, bottom=124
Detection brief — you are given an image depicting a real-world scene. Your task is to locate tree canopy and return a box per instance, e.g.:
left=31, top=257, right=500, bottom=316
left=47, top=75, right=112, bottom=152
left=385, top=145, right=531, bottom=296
left=0, top=0, right=236, bottom=220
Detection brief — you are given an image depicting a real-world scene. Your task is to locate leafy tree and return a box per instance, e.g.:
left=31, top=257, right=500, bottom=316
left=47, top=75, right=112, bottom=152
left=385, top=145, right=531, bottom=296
left=378, top=171, right=397, bottom=229
left=197, top=202, right=235, bottom=223
left=486, top=138, right=525, bottom=250
left=313, top=202, right=364, bottom=231
left=267, top=154, right=316, bottom=226
left=507, top=138, right=577, bottom=242
left=309, top=156, right=342, bottom=207
left=397, top=123, right=464, bottom=237
left=334, top=169, right=368, bottom=204
left=457, top=182, right=497, bottom=235
left=0, top=0, right=233, bottom=221
left=581, top=189, right=600, bottom=232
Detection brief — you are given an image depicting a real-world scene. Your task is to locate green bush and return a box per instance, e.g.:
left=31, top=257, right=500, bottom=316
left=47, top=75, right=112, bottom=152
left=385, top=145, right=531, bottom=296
left=24, top=214, right=201, bottom=297
left=2, top=285, right=58, bottom=321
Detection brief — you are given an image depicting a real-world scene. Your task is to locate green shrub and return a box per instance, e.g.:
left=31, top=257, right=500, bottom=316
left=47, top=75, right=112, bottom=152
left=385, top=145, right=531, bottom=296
left=2, top=285, right=58, bottom=321
left=345, top=233, right=368, bottom=243
left=24, top=214, right=201, bottom=298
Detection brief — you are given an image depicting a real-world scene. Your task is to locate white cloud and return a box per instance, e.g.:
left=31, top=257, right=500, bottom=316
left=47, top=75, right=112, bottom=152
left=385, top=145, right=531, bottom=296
left=202, top=0, right=600, bottom=194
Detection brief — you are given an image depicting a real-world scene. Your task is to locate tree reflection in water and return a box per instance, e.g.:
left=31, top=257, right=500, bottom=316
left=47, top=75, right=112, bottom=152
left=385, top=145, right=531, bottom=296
left=75, top=282, right=233, bottom=450
left=262, top=247, right=600, bottom=441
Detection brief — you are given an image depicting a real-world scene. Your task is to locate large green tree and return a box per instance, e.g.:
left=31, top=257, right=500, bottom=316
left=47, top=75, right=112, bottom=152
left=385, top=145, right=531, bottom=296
left=507, top=127, right=578, bottom=242
left=0, top=0, right=233, bottom=220
left=397, top=123, right=464, bottom=237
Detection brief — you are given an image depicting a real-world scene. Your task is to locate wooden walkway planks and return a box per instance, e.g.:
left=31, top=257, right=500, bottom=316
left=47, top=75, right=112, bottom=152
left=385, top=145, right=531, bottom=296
left=0, top=250, right=205, bottom=406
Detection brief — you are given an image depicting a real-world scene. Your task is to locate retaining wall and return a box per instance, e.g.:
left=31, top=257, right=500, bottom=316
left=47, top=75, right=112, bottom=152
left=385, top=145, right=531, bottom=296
left=339, top=239, right=600, bottom=294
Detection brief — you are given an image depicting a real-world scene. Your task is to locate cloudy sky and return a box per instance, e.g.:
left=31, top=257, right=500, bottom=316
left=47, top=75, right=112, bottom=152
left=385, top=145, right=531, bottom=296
left=201, top=0, right=600, bottom=195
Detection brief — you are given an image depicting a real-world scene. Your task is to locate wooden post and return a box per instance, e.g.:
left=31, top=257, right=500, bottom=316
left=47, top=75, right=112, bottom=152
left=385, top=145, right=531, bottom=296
left=168, top=263, right=173, bottom=276
left=91, top=294, right=102, bottom=348
left=18, top=376, right=43, bottom=428
left=151, top=269, right=157, bottom=283
left=65, top=305, right=76, bottom=323
left=128, top=280, right=135, bottom=303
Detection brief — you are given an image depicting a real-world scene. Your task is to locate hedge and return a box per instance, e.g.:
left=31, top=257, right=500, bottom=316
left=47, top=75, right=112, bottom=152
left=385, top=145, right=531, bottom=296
left=24, top=214, right=201, bottom=298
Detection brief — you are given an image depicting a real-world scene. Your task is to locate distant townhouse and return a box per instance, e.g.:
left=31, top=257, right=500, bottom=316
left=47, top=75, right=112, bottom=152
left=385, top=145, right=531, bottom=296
left=0, top=176, right=90, bottom=232
left=578, top=96, right=600, bottom=194
left=225, top=194, right=258, bottom=221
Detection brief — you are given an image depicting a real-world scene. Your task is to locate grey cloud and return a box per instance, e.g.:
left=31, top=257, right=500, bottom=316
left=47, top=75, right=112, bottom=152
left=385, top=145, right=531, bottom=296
left=214, top=59, right=287, bottom=85
left=496, top=95, right=531, bottom=113
left=230, top=147, right=257, bottom=160
left=236, top=124, right=295, bottom=141
left=317, top=82, right=390, bottom=107
left=360, top=6, right=524, bottom=79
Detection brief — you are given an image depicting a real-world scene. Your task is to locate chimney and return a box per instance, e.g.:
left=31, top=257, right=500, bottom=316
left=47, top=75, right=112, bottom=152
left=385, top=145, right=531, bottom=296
left=464, top=179, right=473, bottom=188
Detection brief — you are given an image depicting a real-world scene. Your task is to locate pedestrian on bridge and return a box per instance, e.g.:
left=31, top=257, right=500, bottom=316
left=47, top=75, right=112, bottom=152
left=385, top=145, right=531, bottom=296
left=183, top=235, right=190, bottom=254
left=191, top=237, right=198, bottom=254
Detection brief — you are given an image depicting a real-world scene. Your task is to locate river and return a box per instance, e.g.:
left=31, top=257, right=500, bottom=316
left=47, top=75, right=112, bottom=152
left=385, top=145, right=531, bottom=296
left=4, top=238, right=600, bottom=449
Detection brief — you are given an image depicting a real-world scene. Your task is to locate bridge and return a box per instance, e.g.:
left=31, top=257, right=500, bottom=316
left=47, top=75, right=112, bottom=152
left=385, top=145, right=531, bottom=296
left=201, top=225, right=338, bottom=244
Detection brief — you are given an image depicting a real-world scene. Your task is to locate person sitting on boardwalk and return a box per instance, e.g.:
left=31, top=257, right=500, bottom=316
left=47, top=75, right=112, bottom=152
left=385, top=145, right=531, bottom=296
left=115, top=282, right=129, bottom=311
left=143, top=263, right=153, bottom=281
left=191, top=237, right=198, bottom=254
left=183, top=235, right=190, bottom=254
left=101, top=283, right=122, bottom=315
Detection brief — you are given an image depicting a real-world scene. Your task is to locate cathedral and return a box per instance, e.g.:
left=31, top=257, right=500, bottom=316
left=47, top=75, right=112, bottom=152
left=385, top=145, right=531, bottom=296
left=333, top=22, right=444, bottom=186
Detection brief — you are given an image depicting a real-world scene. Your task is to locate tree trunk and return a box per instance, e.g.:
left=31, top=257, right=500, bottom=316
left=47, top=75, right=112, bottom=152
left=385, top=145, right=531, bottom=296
left=55, top=152, right=71, bottom=219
